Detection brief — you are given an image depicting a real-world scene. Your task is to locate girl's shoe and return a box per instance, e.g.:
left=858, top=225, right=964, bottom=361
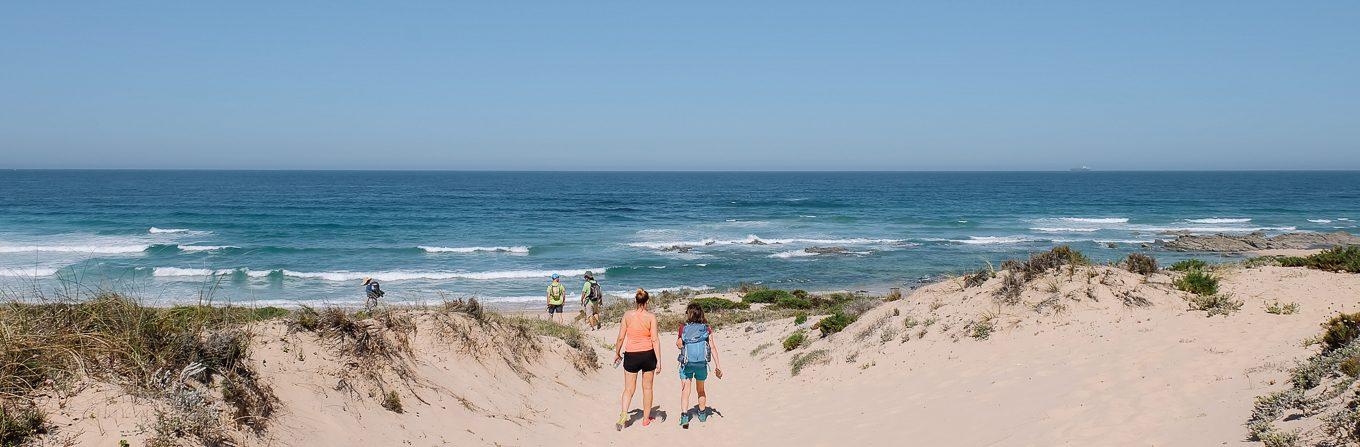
left=616, top=412, right=627, bottom=431
left=679, top=413, right=691, bottom=429
left=642, top=416, right=653, bottom=427
left=697, top=409, right=708, bottom=422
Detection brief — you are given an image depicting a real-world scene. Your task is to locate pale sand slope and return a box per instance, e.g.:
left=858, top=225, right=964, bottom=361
left=41, top=266, right=1360, bottom=446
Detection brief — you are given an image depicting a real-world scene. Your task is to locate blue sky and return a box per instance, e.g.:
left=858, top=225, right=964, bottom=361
left=2, top=1, right=1357, bottom=170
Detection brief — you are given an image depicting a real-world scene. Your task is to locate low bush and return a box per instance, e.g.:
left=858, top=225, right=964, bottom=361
left=793, top=312, right=808, bottom=325
left=969, top=319, right=994, bottom=340
left=691, top=297, right=749, bottom=312
left=1279, top=246, right=1360, bottom=273
left=1322, top=313, right=1360, bottom=353
left=773, top=296, right=813, bottom=310
left=742, top=289, right=791, bottom=304
left=1123, top=253, right=1158, bottom=275
left=381, top=391, right=403, bottom=413
left=1187, top=294, right=1242, bottom=317
left=814, top=313, right=856, bottom=337
left=963, top=268, right=993, bottom=288
left=1265, top=301, right=1300, bottom=315
left=1175, top=270, right=1220, bottom=296
left=783, top=331, right=806, bottom=351
left=1168, top=259, right=1208, bottom=272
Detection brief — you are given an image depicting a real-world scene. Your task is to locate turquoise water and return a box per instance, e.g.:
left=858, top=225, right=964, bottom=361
left=1, top=170, right=1357, bottom=307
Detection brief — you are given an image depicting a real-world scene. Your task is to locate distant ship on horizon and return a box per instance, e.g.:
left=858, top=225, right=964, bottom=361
left=1070, top=166, right=1092, bottom=172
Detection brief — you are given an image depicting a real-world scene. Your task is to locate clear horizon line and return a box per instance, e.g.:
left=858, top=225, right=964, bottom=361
left=4, top=167, right=1360, bottom=173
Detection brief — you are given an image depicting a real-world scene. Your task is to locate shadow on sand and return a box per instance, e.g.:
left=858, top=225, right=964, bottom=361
left=624, top=407, right=668, bottom=428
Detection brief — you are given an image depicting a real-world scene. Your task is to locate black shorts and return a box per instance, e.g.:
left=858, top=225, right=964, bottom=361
left=623, top=351, right=657, bottom=373
left=547, top=304, right=564, bottom=314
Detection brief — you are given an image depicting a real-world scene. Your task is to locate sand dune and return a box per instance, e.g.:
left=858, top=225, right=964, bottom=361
left=30, top=263, right=1360, bottom=446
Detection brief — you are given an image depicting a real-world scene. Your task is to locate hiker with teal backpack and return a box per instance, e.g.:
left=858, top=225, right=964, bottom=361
left=675, top=303, right=722, bottom=428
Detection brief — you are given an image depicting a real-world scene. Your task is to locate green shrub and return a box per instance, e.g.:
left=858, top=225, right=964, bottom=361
left=773, top=296, right=813, bottom=310
left=1123, top=253, right=1158, bottom=275
left=743, top=289, right=791, bottom=304
left=1281, top=246, right=1360, bottom=273
left=783, top=331, right=806, bottom=351
left=791, top=289, right=808, bottom=299
left=1175, top=270, right=1219, bottom=296
left=1322, top=313, right=1360, bottom=353
left=1277, top=256, right=1309, bottom=267
left=691, top=297, right=750, bottom=312
left=1168, top=259, right=1208, bottom=272
left=793, top=312, right=808, bottom=325
left=815, top=313, right=856, bottom=337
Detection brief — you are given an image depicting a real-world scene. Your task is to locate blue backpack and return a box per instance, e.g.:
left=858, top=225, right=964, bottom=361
left=679, top=323, right=710, bottom=366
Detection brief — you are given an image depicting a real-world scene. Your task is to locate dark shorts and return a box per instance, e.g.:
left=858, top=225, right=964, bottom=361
left=547, top=304, right=564, bottom=314
left=589, top=300, right=601, bottom=316
left=623, top=351, right=657, bottom=373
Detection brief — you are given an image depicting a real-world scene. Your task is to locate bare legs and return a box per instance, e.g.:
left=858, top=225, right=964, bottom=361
left=620, top=371, right=638, bottom=415
left=641, top=370, right=655, bottom=420
left=696, top=380, right=707, bottom=413
left=619, top=366, right=657, bottom=425
left=680, top=378, right=691, bottom=417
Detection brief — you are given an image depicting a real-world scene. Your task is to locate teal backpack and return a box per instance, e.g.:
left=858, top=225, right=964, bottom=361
left=679, top=323, right=710, bottom=366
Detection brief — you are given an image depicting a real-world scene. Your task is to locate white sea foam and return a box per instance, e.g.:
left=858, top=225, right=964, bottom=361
left=1056, top=217, right=1128, bottom=224
left=148, top=227, right=191, bottom=234
left=1340, top=218, right=1353, bottom=221
left=1136, top=226, right=1296, bottom=234
left=769, top=249, right=817, bottom=259
left=0, top=267, right=59, bottom=277
left=0, top=244, right=150, bottom=254
left=1093, top=239, right=1157, bottom=244
left=1185, top=218, right=1251, bottom=224
left=952, top=236, right=1044, bottom=245
left=629, top=235, right=902, bottom=250
left=1309, top=219, right=1333, bottom=224
left=1030, top=227, right=1100, bottom=233
left=152, top=267, right=273, bottom=277
left=279, top=267, right=605, bottom=282
left=179, top=245, right=237, bottom=252
left=418, top=246, right=530, bottom=254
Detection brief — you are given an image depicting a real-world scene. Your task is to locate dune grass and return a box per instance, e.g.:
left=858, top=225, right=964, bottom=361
left=0, top=293, right=280, bottom=445
left=789, top=349, right=830, bottom=376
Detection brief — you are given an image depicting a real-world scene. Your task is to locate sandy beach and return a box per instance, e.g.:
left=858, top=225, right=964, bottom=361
left=11, top=246, right=1360, bottom=447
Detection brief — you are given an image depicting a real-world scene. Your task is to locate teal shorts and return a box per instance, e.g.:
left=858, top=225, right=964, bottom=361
left=679, top=363, right=709, bottom=381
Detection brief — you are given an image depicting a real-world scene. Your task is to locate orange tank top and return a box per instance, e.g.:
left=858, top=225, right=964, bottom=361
left=623, top=310, right=656, bottom=353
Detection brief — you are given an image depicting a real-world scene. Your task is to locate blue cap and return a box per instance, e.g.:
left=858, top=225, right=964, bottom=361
left=551, top=273, right=560, bottom=280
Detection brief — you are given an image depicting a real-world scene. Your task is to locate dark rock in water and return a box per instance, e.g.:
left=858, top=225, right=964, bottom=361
left=704, top=241, right=717, bottom=246
left=748, top=238, right=767, bottom=245
left=1105, top=242, right=1118, bottom=249
left=1161, top=231, right=1360, bottom=252
left=804, top=246, right=850, bottom=254
left=1140, top=243, right=1152, bottom=249
left=660, top=245, right=692, bottom=253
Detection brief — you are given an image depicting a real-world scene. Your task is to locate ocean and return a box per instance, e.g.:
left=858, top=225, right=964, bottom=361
left=1, top=170, right=1357, bottom=308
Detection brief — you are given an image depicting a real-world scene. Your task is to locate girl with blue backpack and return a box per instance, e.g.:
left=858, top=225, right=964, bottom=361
left=675, top=303, right=722, bottom=428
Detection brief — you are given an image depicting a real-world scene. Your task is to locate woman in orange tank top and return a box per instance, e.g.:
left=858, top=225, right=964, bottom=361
left=613, top=288, right=660, bottom=430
